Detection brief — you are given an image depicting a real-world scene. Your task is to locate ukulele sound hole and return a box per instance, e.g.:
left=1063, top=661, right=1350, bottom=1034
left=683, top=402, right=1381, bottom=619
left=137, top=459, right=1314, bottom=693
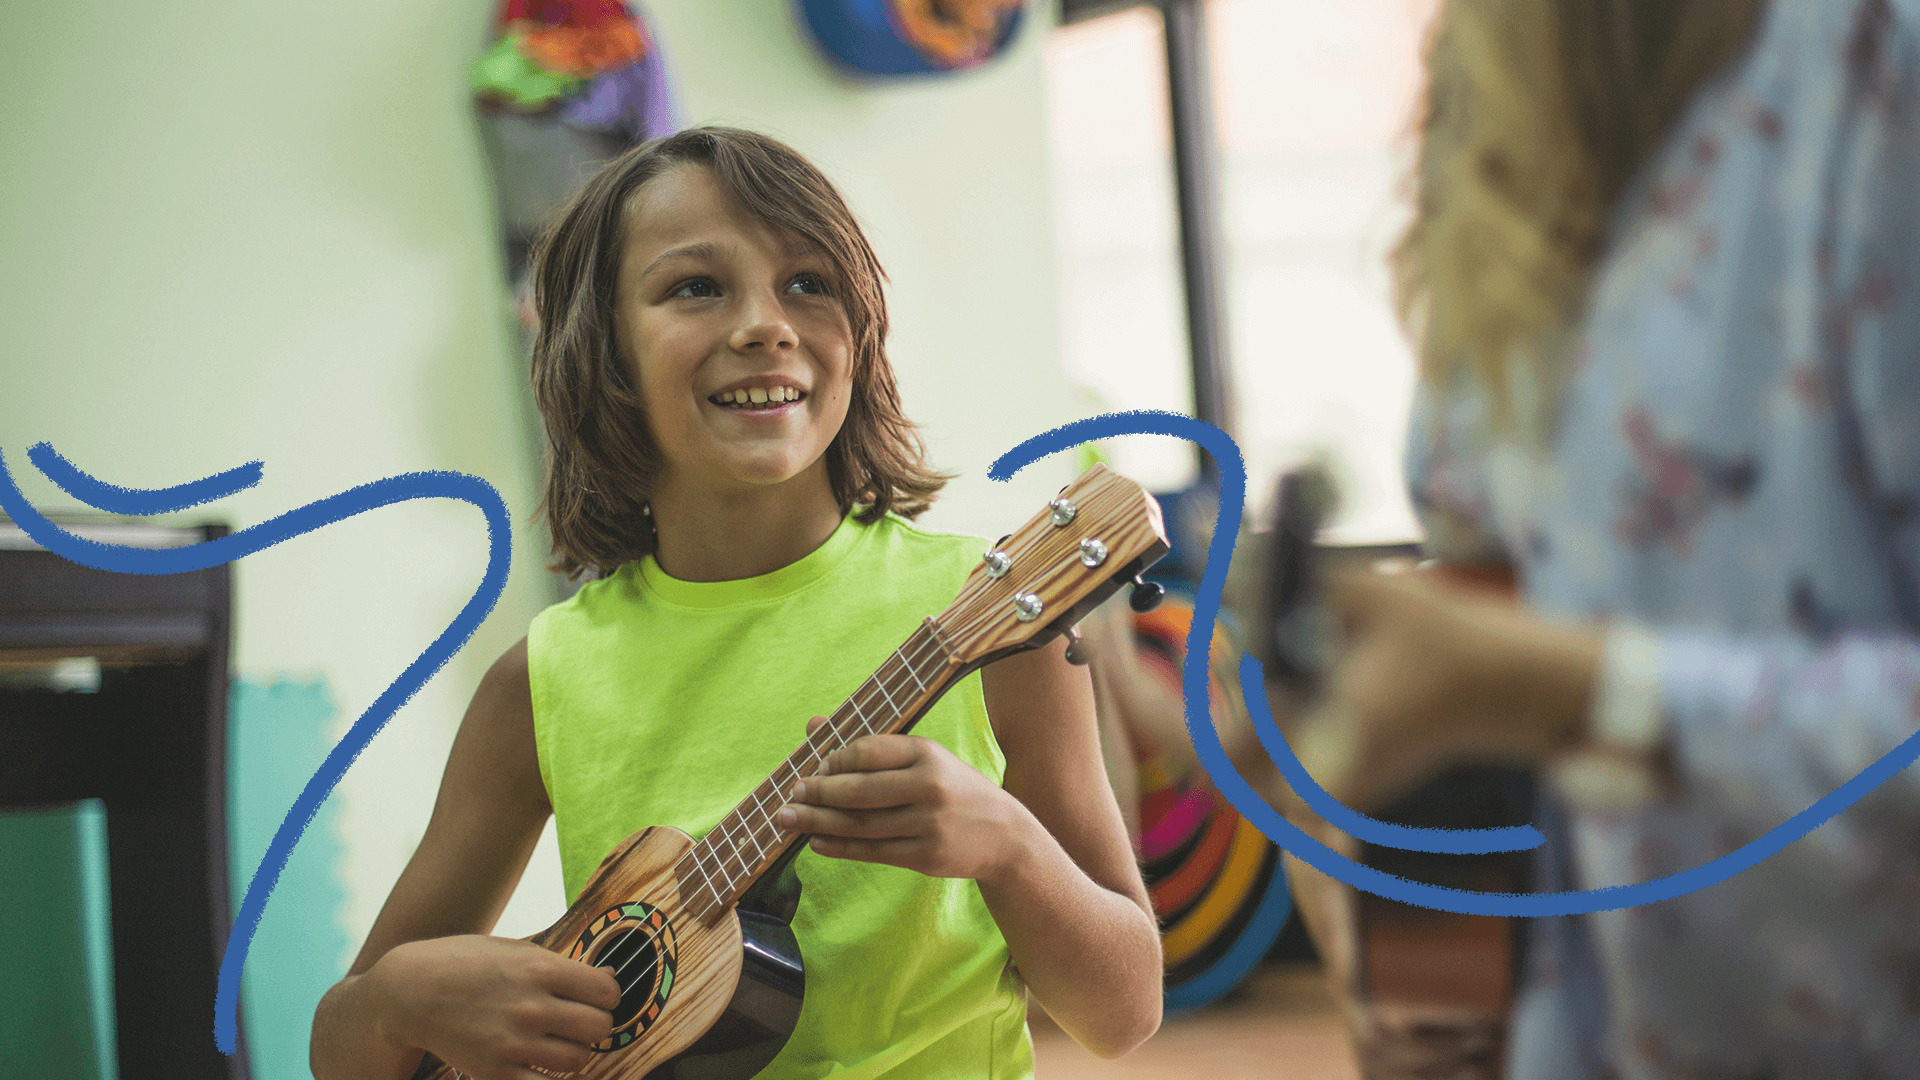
left=569, top=901, right=681, bottom=1051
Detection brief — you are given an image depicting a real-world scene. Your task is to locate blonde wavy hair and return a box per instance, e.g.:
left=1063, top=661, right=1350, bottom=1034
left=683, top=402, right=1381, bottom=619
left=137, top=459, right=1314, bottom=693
left=1392, top=0, right=1766, bottom=424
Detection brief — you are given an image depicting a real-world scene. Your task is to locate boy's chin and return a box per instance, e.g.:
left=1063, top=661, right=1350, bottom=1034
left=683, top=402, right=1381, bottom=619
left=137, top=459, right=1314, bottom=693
left=711, top=455, right=829, bottom=494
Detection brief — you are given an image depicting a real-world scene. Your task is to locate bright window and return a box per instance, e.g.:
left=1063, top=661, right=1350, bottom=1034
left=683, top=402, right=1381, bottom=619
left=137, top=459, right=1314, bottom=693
left=1048, top=0, right=1437, bottom=542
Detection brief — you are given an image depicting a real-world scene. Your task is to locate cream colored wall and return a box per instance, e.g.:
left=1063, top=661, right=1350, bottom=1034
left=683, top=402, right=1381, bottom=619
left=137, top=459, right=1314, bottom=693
left=0, top=0, right=1077, bottom=959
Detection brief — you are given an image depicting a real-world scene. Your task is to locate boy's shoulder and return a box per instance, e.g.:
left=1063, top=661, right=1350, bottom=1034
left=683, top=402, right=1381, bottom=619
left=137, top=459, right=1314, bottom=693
left=874, top=510, right=987, bottom=548
left=530, top=563, right=641, bottom=632
left=868, top=512, right=991, bottom=573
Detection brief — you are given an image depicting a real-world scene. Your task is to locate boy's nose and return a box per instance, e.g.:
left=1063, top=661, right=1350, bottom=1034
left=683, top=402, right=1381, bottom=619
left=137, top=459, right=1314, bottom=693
left=730, top=290, right=798, bottom=353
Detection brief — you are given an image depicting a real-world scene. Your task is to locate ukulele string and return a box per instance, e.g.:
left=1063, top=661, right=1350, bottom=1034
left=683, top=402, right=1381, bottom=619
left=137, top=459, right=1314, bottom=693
left=605, top=501, right=1115, bottom=1006
left=603, top=627, right=952, bottom=1002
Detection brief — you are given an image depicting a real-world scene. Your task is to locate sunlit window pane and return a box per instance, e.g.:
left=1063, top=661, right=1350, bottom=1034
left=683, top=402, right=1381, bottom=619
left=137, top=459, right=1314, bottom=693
left=1046, top=8, right=1199, bottom=494
left=1214, top=0, right=1437, bottom=542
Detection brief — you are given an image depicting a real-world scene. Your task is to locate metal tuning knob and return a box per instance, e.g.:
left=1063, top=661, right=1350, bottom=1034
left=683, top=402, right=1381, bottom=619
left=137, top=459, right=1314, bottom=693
left=982, top=549, right=1012, bottom=578
left=1129, top=576, right=1165, bottom=613
left=1078, top=537, right=1108, bottom=568
left=1013, top=593, right=1044, bottom=622
left=1062, top=625, right=1090, bottom=666
left=1048, top=497, right=1077, bottom=527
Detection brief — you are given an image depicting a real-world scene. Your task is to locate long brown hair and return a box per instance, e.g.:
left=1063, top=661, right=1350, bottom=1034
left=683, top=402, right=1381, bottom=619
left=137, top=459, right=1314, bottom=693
left=1392, top=0, right=1766, bottom=424
left=530, top=126, right=949, bottom=580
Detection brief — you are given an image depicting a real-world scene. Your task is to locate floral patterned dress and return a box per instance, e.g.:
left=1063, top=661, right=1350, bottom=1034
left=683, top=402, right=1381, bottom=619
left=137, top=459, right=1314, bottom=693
left=1405, top=0, right=1920, bottom=1076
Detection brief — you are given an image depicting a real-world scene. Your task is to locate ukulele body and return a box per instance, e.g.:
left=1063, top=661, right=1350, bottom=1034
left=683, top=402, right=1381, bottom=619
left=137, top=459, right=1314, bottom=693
left=414, top=825, right=806, bottom=1080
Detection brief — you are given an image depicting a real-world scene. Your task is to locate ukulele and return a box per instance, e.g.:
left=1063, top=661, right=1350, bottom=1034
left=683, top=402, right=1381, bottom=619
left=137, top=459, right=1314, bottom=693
left=1251, top=465, right=1529, bottom=1074
left=412, top=463, right=1169, bottom=1080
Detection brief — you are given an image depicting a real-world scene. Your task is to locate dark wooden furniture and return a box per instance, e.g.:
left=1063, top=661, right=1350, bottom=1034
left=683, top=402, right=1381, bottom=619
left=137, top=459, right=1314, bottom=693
left=0, top=520, right=251, bottom=1080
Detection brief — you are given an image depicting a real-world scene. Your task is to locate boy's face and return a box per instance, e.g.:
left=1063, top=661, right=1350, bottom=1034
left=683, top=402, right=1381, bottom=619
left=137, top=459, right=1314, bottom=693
left=614, top=163, right=855, bottom=504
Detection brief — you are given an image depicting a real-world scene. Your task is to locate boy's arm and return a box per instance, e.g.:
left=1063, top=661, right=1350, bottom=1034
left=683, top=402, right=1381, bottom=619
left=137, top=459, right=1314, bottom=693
left=979, top=642, right=1164, bottom=1058
left=310, top=639, right=619, bottom=1080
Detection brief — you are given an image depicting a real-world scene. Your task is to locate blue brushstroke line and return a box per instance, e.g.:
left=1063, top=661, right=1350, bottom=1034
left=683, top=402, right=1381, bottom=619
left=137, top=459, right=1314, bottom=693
left=0, top=445, right=511, bottom=1053
left=1237, top=658, right=1543, bottom=853
left=988, top=410, right=1920, bottom=917
left=29, top=441, right=263, bottom=515
left=987, top=410, right=1538, bottom=857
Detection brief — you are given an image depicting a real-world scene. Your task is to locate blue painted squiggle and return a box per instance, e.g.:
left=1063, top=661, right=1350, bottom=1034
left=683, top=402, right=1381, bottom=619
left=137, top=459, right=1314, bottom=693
left=29, top=441, right=263, bottom=516
left=989, top=411, right=1920, bottom=916
left=0, top=445, right=511, bottom=1053
left=1237, top=659, right=1543, bottom=853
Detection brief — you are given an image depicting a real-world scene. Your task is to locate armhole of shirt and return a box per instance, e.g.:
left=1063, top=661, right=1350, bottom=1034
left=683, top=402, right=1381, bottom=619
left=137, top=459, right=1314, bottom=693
left=525, top=605, right=559, bottom=809
left=948, top=533, right=1009, bottom=786
left=891, top=516, right=1011, bottom=785
left=956, top=670, right=1007, bottom=786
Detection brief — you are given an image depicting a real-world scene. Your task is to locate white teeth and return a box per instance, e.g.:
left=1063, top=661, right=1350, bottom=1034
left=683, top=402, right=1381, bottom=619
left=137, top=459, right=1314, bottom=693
left=712, top=387, right=803, bottom=408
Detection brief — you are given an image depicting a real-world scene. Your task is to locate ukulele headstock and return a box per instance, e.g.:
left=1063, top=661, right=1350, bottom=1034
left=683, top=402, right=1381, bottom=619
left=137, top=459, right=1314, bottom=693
left=938, top=464, right=1169, bottom=668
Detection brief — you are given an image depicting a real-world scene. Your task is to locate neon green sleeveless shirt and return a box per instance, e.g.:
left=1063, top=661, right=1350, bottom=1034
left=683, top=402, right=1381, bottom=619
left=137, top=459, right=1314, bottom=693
left=528, top=512, right=1035, bottom=1080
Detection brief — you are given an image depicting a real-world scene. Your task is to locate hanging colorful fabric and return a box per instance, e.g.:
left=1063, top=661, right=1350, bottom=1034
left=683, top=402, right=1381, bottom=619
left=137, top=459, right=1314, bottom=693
left=471, top=0, right=673, bottom=143
left=798, top=0, right=1029, bottom=77
left=467, top=0, right=681, bottom=501
left=472, top=35, right=585, bottom=109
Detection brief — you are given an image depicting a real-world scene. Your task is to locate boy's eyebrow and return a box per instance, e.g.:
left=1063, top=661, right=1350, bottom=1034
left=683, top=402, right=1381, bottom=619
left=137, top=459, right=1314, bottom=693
left=639, top=237, right=828, bottom=279
left=639, top=241, right=721, bottom=279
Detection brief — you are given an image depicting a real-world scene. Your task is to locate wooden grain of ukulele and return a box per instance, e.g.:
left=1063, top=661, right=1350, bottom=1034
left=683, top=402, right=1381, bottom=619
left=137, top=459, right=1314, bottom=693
left=411, top=463, right=1169, bottom=1080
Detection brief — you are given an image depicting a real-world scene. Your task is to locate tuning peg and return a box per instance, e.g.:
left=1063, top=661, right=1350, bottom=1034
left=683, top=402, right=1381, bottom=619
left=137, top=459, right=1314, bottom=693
left=1129, top=576, right=1165, bottom=614
left=1062, top=625, right=1091, bottom=666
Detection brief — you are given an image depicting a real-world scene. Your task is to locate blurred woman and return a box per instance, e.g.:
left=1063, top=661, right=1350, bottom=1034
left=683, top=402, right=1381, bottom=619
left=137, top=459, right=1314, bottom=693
left=1265, top=0, right=1920, bottom=1076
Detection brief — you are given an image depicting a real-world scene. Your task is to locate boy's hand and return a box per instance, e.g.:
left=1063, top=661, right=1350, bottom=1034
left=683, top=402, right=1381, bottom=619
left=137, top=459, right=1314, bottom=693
left=778, top=718, right=1032, bottom=882
left=367, top=934, right=621, bottom=1080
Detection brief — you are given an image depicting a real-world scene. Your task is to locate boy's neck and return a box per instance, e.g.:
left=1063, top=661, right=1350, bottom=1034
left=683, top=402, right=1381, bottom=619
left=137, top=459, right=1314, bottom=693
left=648, top=472, right=846, bottom=583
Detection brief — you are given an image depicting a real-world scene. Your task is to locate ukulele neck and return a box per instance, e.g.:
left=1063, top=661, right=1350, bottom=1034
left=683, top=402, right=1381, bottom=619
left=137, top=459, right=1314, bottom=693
left=675, top=617, right=960, bottom=920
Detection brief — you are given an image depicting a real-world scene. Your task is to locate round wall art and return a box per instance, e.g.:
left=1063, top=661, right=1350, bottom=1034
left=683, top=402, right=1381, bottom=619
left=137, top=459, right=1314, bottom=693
left=798, top=0, right=1029, bottom=77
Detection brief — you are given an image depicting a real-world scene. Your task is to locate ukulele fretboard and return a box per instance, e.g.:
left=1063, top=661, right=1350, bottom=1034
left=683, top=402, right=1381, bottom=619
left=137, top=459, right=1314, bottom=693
left=674, top=618, right=957, bottom=919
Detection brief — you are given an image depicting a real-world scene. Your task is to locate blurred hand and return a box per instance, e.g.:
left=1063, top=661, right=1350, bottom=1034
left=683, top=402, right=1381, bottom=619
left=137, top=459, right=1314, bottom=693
left=1286, top=566, right=1603, bottom=811
left=367, top=934, right=620, bottom=1080
left=780, top=717, right=1030, bottom=881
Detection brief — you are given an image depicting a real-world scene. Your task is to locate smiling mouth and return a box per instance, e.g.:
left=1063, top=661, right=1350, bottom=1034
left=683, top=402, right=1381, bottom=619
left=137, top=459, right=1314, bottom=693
left=709, top=387, right=806, bottom=410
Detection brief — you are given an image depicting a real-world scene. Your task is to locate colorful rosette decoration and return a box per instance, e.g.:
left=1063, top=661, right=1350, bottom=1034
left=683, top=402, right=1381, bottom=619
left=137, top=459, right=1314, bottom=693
left=472, top=0, right=676, bottom=142
left=799, top=0, right=1029, bottom=76
left=468, top=1, right=679, bottom=331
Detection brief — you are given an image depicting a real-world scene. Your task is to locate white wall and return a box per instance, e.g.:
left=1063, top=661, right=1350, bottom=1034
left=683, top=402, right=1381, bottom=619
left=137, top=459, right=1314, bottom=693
left=1, top=0, right=1079, bottom=962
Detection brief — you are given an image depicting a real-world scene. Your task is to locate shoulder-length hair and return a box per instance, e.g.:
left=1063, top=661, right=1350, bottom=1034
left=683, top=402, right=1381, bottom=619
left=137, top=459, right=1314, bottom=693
left=1391, top=0, right=1765, bottom=426
left=529, top=126, right=949, bottom=580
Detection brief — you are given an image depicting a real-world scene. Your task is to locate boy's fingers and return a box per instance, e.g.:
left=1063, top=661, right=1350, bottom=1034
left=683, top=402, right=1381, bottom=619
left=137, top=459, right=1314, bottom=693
left=822, top=733, right=920, bottom=776
left=540, top=956, right=622, bottom=1012
left=785, top=803, right=918, bottom=839
left=543, top=1001, right=617, bottom=1051
left=521, top=1035, right=598, bottom=1077
left=796, top=769, right=918, bottom=810
left=809, top=833, right=916, bottom=866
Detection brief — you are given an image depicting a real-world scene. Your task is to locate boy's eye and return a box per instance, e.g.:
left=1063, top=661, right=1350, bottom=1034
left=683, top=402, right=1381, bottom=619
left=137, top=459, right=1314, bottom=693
left=672, top=278, right=720, bottom=299
left=786, top=273, right=830, bottom=296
